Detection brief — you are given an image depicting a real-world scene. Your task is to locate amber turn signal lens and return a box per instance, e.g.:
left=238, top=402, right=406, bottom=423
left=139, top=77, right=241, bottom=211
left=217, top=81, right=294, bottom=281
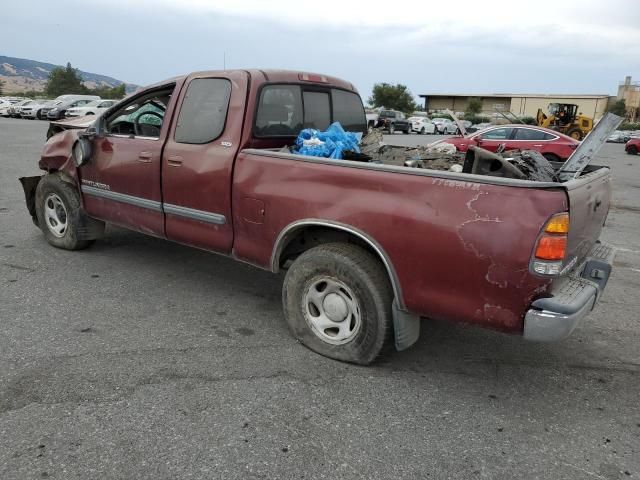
left=535, top=235, right=567, bottom=260
left=545, top=213, right=570, bottom=234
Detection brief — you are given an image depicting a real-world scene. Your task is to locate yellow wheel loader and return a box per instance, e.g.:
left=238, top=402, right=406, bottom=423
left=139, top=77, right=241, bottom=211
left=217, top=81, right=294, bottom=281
left=536, top=103, right=593, bottom=140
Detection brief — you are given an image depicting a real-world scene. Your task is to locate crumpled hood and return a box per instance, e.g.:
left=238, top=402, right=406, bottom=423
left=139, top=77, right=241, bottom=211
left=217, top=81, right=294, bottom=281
left=50, top=115, right=96, bottom=130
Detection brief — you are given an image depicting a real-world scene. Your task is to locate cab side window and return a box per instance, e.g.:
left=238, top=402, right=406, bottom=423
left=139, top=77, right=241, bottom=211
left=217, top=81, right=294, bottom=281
left=106, top=87, right=173, bottom=138
left=175, top=78, right=232, bottom=144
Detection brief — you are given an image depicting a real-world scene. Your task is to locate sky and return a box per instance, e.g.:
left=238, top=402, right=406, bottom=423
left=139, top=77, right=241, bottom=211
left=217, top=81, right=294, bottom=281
left=2, top=0, right=640, bottom=103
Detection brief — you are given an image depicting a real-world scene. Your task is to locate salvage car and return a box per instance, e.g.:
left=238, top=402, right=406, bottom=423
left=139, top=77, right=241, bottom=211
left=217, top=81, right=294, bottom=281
left=20, top=69, right=617, bottom=365
left=607, top=131, right=631, bottom=143
left=408, top=116, right=436, bottom=134
left=376, top=110, right=411, bottom=134
left=625, top=137, right=639, bottom=155
left=66, top=99, right=120, bottom=117
left=20, top=100, right=57, bottom=120
left=431, top=117, right=456, bottom=134
left=436, top=125, right=579, bottom=161
left=46, top=96, right=101, bottom=120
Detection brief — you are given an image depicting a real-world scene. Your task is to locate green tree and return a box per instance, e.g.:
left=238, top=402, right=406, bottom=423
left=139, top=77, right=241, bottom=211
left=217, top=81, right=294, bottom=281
left=465, top=97, right=482, bottom=117
left=607, top=99, right=626, bottom=117
left=368, top=83, right=417, bottom=113
left=88, top=83, right=126, bottom=99
left=45, top=62, right=87, bottom=97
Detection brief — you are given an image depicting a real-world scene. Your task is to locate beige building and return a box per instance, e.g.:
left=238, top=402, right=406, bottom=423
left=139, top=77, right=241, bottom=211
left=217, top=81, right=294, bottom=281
left=617, top=76, right=640, bottom=121
left=419, top=92, right=611, bottom=120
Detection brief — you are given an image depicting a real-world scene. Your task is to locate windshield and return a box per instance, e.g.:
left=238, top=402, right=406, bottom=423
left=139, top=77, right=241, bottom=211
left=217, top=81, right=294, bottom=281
left=82, top=100, right=102, bottom=108
left=408, top=117, right=424, bottom=122
left=379, top=111, right=395, bottom=118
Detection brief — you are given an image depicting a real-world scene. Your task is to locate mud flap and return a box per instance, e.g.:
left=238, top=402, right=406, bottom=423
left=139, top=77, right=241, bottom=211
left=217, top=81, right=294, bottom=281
left=392, top=300, right=420, bottom=351
left=19, top=176, right=42, bottom=225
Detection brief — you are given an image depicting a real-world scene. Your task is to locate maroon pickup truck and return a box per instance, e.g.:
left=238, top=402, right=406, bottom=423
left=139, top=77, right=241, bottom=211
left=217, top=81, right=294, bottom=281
left=20, top=69, right=615, bottom=364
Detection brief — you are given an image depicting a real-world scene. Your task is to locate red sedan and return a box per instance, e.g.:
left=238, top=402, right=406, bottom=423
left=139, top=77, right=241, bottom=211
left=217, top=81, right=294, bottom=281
left=625, top=138, right=639, bottom=155
left=436, top=125, right=580, bottom=161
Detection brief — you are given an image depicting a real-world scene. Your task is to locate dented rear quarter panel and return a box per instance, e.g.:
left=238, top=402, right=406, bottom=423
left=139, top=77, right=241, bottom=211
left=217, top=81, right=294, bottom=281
left=232, top=152, right=569, bottom=333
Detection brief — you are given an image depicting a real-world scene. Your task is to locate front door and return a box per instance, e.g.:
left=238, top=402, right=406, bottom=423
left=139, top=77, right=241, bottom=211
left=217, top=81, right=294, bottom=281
left=80, top=84, right=179, bottom=236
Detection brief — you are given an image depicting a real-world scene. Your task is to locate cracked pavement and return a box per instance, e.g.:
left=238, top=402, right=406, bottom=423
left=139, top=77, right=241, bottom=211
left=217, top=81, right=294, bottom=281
left=1, top=118, right=639, bottom=479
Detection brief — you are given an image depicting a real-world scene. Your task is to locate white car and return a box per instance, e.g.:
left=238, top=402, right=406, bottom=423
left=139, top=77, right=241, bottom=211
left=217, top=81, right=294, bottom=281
left=66, top=99, right=119, bottom=117
left=20, top=100, right=57, bottom=120
left=0, top=100, right=11, bottom=117
left=7, top=99, right=34, bottom=118
left=408, top=116, right=436, bottom=134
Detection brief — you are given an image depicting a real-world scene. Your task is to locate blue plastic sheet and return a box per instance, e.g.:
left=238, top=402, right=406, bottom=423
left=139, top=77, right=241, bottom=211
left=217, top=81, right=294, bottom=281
left=295, top=122, right=363, bottom=160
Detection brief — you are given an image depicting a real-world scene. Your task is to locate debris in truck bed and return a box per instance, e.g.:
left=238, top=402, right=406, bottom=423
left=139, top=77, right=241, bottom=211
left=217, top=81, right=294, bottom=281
left=360, top=130, right=465, bottom=170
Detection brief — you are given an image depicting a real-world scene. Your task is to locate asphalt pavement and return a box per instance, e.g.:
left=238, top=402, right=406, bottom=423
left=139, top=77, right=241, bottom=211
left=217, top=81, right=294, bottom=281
left=1, top=117, right=639, bottom=479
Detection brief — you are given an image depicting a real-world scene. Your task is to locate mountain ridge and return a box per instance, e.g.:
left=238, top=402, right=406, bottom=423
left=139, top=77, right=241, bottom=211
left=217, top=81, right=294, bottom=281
left=0, top=55, right=139, bottom=94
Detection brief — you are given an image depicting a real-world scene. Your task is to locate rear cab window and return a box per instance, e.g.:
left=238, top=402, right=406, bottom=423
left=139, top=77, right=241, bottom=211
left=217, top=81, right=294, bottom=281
left=254, top=84, right=366, bottom=137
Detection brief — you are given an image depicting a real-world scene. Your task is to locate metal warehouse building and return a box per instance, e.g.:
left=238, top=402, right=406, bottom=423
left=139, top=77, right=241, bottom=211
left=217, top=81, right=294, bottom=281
left=419, top=93, right=612, bottom=120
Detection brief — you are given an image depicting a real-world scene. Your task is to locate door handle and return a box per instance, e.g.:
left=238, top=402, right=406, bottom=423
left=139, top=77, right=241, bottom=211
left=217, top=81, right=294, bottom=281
left=167, top=155, right=183, bottom=167
left=138, top=151, right=153, bottom=162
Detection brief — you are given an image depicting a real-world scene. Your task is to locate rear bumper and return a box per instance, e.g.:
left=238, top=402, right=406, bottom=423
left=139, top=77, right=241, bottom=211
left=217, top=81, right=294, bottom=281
left=523, top=241, right=615, bottom=341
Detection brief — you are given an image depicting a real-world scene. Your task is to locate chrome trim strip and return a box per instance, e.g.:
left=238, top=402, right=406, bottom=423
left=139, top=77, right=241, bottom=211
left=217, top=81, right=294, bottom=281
left=81, top=185, right=162, bottom=211
left=271, top=219, right=405, bottom=310
left=164, top=203, right=226, bottom=225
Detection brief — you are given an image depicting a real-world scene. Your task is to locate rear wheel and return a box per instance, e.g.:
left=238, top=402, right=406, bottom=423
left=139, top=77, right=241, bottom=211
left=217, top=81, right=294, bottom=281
left=628, top=145, right=638, bottom=155
left=567, top=128, right=583, bottom=140
left=420, top=127, right=425, bottom=135
left=282, top=243, right=393, bottom=365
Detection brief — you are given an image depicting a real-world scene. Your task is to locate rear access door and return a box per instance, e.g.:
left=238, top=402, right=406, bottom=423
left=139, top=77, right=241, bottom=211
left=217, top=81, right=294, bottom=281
left=161, top=71, right=249, bottom=253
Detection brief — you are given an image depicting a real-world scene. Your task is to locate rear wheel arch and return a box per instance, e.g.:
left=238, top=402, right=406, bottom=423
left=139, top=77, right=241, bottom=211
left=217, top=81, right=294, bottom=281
left=271, top=220, right=405, bottom=310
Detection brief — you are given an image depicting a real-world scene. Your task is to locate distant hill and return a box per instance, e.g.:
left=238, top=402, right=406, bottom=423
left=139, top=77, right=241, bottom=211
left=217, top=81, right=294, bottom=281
left=0, top=55, right=139, bottom=94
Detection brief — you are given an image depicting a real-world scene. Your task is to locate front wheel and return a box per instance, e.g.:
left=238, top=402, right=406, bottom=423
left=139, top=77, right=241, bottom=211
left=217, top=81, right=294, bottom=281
left=567, top=128, right=583, bottom=140
left=35, top=174, right=103, bottom=250
left=282, top=243, right=393, bottom=365
left=628, top=145, right=638, bottom=155
left=388, top=124, right=395, bottom=134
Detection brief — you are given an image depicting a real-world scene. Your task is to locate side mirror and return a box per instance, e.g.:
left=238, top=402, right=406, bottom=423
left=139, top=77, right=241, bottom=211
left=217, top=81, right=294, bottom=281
left=79, top=126, right=98, bottom=139
left=72, top=137, right=93, bottom=167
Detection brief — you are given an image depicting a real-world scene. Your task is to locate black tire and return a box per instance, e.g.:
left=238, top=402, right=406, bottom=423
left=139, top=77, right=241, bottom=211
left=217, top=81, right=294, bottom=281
left=35, top=173, right=102, bottom=250
left=403, top=127, right=410, bottom=134
left=388, top=124, right=395, bottom=134
left=542, top=152, right=561, bottom=163
left=567, top=128, right=583, bottom=141
left=282, top=243, right=393, bottom=365
left=36, top=110, right=42, bottom=120
left=627, top=145, right=638, bottom=155
left=420, top=127, right=425, bottom=135
left=86, top=112, right=95, bottom=116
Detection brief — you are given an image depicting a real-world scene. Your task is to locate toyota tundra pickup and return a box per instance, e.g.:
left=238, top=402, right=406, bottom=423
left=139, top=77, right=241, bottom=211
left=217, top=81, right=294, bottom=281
left=20, top=69, right=616, bottom=364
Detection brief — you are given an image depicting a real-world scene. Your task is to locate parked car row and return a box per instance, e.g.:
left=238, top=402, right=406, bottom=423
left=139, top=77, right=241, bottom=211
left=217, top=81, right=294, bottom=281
left=370, top=109, right=475, bottom=135
left=0, top=95, right=120, bottom=120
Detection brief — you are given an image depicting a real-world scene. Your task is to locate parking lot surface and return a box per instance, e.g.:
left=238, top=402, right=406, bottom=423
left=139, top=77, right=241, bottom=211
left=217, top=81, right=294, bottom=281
left=1, top=117, right=639, bottom=479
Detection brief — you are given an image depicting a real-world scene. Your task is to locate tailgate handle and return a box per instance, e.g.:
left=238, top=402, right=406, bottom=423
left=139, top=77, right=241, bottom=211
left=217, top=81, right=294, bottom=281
left=167, top=155, right=183, bottom=167
left=138, top=151, right=153, bottom=162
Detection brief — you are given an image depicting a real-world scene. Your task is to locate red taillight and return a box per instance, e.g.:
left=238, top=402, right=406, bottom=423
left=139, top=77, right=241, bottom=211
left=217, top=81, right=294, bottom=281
left=532, top=212, right=570, bottom=274
left=535, top=235, right=567, bottom=260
